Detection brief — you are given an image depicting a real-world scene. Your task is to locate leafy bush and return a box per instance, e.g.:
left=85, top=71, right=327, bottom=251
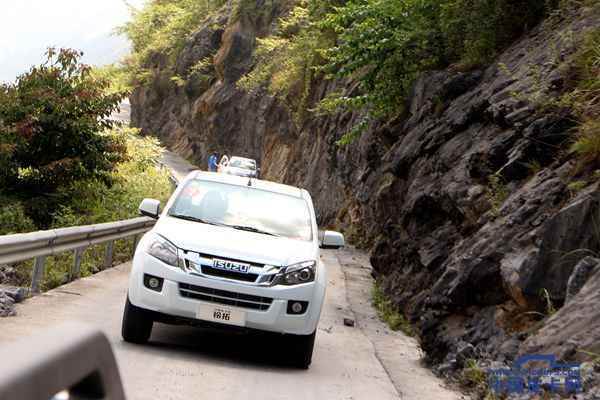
left=52, top=128, right=172, bottom=227
left=319, top=0, right=551, bottom=120
left=0, top=48, right=127, bottom=201
left=239, top=0, right=337, bottom=122
left=0, top=198, right=36, bottom=235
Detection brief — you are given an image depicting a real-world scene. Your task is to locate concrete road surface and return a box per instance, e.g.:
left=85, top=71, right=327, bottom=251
left=0, top=250, right=464, bottom=400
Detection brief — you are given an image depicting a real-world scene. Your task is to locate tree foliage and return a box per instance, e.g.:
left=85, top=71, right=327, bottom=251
left=0, top=48, right=127, bottom=196
left=318, top=0, right=551, bottom=120
left=238, top=0, right=339, bottom=121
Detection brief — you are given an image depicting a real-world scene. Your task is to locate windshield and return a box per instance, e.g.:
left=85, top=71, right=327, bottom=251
left=229, top=159, right=256, bottom=170
left=168, top=180, right=313, bottom=241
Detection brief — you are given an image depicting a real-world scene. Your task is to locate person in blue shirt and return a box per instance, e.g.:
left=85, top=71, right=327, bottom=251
left=208, top=152, right=218, bottom=172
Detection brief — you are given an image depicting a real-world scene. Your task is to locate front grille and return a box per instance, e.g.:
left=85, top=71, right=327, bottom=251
left=179, top=283, right=273, bottom=311
left=200, top=265, right=259, bottom=282
left=183, top=251, right=265, bottom=269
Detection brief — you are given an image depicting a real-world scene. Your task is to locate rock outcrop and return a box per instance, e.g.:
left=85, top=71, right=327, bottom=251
left=130, top=0, right=600, bottom=392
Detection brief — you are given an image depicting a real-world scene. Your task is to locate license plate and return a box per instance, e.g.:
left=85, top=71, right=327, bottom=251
left=197, top=305, right=246, bottom=327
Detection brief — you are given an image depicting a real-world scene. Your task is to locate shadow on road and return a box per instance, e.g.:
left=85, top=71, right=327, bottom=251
left=128, top=323, right=305, bottom=372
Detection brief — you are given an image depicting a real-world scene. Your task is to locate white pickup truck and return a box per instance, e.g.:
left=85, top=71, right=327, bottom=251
left=122, top=171, right=344, bottom=368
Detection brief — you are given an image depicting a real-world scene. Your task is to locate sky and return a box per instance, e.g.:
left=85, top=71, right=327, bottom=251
left=0, top=0, right=146, bottom=83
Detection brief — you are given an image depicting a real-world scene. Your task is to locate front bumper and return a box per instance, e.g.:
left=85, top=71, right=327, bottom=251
left=128, top=253, right=326, bottom=336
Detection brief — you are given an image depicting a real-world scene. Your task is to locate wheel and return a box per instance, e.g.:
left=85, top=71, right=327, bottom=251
left=289, top=331, right=316, bottom=369
left=122, top=297, right=153, bottom=344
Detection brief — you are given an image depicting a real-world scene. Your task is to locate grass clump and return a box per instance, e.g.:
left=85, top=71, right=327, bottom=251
left=461, top=358, right=488, bottom=387
left=566, top=28, right=600, bottom=172
left=568, top=179, right=588, bottom=193
left=540, top=288, right=557, bottom=316
left=487, top=172, right=510, bottom=216
left=372, top=281, right=414, bottom=336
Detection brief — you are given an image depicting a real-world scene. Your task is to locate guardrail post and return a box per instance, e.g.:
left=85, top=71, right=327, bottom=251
left=132, top=234, right=141, bottom=257
left=70, top=247, right=85, bottom=281
left=31, top=256, right=47, bottom=294
left=103, top=241, right=114, bottom=269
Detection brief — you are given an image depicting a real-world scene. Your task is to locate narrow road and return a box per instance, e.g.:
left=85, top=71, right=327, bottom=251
left=0, top=249, right=464, bottom=400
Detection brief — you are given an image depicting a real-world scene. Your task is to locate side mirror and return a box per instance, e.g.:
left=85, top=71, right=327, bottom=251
left=139, top=198, right=161, bottom=219
left=320, top=230, right=345, bottom=249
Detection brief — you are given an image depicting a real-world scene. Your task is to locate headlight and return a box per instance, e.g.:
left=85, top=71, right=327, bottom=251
left=277, top=261, right=316, bottom=285
left=145, top=234, right=183, bottom=269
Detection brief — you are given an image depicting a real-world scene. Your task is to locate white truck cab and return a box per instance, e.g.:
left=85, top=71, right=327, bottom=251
left=122, top=171, right=344, bottom=368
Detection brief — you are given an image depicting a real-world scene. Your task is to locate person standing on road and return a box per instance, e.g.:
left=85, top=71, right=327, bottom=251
left=208, top=152, right=218, bottom=172
left=218, top=154, right=229, bottom=172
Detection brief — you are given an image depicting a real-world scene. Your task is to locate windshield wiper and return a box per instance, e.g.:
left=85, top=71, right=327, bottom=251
left=228, top=225, right=280, bottom=237
left=168, top=213, right=223, bottom=226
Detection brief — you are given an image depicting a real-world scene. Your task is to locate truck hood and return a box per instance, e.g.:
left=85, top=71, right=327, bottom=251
left=224, top=166, right=255, bottom=176
left=154, top=216, right=316, bottom=267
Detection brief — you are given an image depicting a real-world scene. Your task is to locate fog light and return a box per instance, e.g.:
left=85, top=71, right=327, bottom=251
left=287, top=300, right=309, bottom=315
left=143, top=274, right=164, bottom=292
left=148, top=277, right=160, bottom=288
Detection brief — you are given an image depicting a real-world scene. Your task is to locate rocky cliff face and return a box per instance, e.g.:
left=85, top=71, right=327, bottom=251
left=131, top=1, right=600, bottom=393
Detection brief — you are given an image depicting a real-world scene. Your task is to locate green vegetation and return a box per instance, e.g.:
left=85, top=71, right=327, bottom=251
left=117, top=0, right=227, bottom=86
left=0, top=198, right=36, bottom=235
left=525, top=159, right=542, bottom=176
left=567, top=28, right=600, bottom=172
left=3, top=128, right=171, bottom=292
left=486, top=172, right=509, bottom=216
left=540, top=288, right=557, bottom=316
left=40, top=129, right=171, bottom=291
left=372, top=281, right=414, bottom=336
left=568, top=180, right=588, bottom=193
left=0, top=48, right=172, bottom=292
left=461, top=358, right=488, bottom=387
left=0, top=48, right=126, bottom=220
left=51, top=128, right=171, bottom=227
left=239, top=0, right=558, bottom=143
left=238, top=0, right=337, bottom=123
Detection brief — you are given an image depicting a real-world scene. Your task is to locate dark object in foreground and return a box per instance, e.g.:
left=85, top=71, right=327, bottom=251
left=0, top=323, right=126, bottom=400
left=344, top=318, right=355, bottom=327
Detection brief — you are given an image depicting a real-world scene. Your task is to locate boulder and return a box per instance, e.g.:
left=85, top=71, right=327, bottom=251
left=520, top=267, right=600, bottom=362
left=0, top=286, right=27, bottom=303
left=566, top=256, right=600, bottom=303
left=0, top=291, right=16, bottom=317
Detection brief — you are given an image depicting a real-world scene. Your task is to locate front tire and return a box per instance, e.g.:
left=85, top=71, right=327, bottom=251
left=122, top=297, right=153, bottom=344
left=289, top=331, right=316, bottom=369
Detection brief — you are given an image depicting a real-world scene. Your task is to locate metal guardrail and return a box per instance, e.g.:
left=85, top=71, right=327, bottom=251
left=0, top=217, right=156, bottom=294
left=0, top=323, right=126, bottom=400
